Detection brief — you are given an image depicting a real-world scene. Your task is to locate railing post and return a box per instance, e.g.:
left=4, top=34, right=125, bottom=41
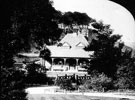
left=76, top=59, right=79, bottom=71
left=64, top=58, right=66, bottom=65
left=52, top=58, right=54, bottom=65
left=51, top=58, right=54, bottom=71
left=85, top=74, right=87, bottom=80
left=65, top=74, right=67, bottom=79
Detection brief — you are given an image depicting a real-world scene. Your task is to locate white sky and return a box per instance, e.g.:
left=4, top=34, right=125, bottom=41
left=53, top=0, right=135, bottom=46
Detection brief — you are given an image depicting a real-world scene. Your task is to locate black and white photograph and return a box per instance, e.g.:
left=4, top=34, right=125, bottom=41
left=1, top=0, right=135, bottom=100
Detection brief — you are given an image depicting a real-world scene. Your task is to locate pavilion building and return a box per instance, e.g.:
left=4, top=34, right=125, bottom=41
left=46, top=32, right=94, bottom=72
left=15, top=32, right=94, bottom=76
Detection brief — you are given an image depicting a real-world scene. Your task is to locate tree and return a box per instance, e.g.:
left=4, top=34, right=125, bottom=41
left=61, top=12, right=74, bottom=26
left=1, top=22, right=27, bottom=100
left=85, top=21, right=123, bottom=78
left=25, top=63, right=47, bottom=85
left=1, top=0, right=62, bottom=99
left=39, top=45, right=52, bottom=70
left=59, top=11, right=94, bottom=33
left=83, top=72, right=112, bottom=91
left=9, top=0, right=62, bottom=51
left=40, top=45, right=51, bottom=63
left=1, top=68, right=27, bottom=100
left=115, top=50, right=135, bottom=89
left=73, top=12, right=93, bottom=26
left=85, top=20, right=135, bottom=89
left=1, top=6, right=27, bottom=99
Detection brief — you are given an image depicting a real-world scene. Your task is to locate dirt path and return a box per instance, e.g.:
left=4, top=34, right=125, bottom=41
left=26, top=87, right=135, bottom=100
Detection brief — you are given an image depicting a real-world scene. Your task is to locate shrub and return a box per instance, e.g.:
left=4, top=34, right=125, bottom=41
left=114, top=76, right=135, bottom=90
left=115, top=57, right=135, bottom=90
left=25, top=63, right=48, bottom=86
left=55, top=78, right=77, bottom=90
left=83, top=72, right=112, bottom=92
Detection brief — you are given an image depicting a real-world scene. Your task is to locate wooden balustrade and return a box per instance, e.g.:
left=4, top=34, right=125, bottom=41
left=56, top=74, right=91, bottom=81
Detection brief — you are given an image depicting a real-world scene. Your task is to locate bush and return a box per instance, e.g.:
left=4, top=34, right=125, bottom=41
left=1, top=68, right=27, bottom=100
left=25, top=63, right=48, bottom=85
left=114, top=77, right=135, bottom=90
left=83, top=72, right=112, bottom=92
left=115, top=57, right=135, bottom=89
left=55, top=78, right=77, bottom=90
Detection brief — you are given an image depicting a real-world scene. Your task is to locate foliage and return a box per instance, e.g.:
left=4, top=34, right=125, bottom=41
left=85, top=21, right=123, bottom=78
left=1, top=0, right=62, bottom=100
left=57, top=11, right=95, bottom=33
left=1, top=67, right=27, bottom=100
left=85, top=21, right=135, bottom=90
left=55, top=78, right=77, bottom=90
left=2, top=0, right=62, bottom=51
left=1, top=13, right=27, bottom=100
left=83, top=72, right=112, bottom=92
left=40, top=46, right=51, bottom=62
left=25, top=63, right=48, bottom=85
left=115, top=51, right=135, bottom=89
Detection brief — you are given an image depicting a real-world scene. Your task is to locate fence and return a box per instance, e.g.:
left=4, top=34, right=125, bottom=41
left=56, top=74, right=91, bottom=81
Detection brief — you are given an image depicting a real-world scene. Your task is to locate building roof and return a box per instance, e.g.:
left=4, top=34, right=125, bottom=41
left=18, top=48, right=93, bottom=58
left=18, top=33, right=93, bottom=59
left=47, top=46, right=93, bottom=58
left=18, top=53, right=39, bottom=57
left=60, top=33, right=89, bottom=48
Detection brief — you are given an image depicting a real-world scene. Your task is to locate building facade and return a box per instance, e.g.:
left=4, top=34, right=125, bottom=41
left=15, top=32, right=94, bottom=75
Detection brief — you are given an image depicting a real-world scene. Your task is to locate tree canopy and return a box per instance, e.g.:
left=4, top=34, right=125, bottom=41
left=1, top=0, right=62, bottom=100
left=85, top=21, right=135, bottom=90
left=56, top=11, right=95, bottom=33
left=60, top=11, right=93, bottom=26
left=1, top=0, right=62, bottom=51
left=85, top=21, right=124, bottom=78
left=115, top=50, right=135, bottom=89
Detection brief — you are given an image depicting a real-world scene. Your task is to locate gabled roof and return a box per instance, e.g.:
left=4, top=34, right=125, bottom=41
left=18, top=46, right=94, bottom=58
left=60, top=33, right=89, bottom=48
left=62, top=42, right=71, bottom=47
left=18, top=33, right=93, bottom=59
left=47, top=46, right=93, bottom=58
left=76, top=42, right=85, bottom=47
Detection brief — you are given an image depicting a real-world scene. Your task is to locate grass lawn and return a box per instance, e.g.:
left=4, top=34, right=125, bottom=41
left=28, top=94, right=129, bottom=100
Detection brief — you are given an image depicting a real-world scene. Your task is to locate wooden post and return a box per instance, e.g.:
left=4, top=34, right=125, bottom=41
left=64, top=58, right=66, bottom=65
left=76, top=75, right=78, bottom=83
left=52, top=58, right=54, bottom=65
left=76, top=59, right=79, bottom=71
left=56, top=74, right=58, bottom=80
left=85, top=74, right=87, bottom=80
left=51, top=58, right=54, bottom=71
left=65, top=74, right=67, bottom=79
